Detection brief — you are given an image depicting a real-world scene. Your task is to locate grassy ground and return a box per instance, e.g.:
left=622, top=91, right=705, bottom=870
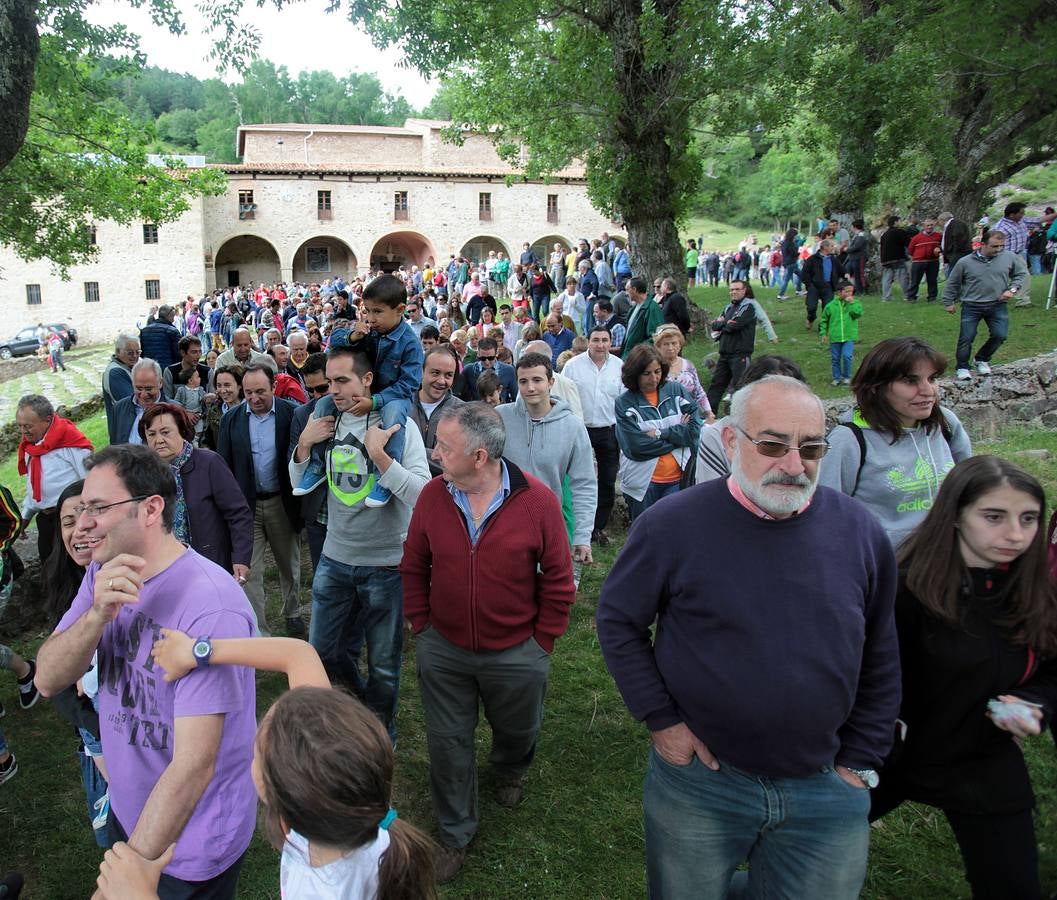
left=3, top=277, right=1057, bottom=897
left=681, top=216, right=763, bottom=252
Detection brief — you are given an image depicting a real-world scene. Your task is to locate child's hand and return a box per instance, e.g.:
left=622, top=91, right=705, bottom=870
left=351, top=396, right=374, bottom=416
left=96, top=841, right=174, bottom=900
left=151, top=629, right=196, bottom=682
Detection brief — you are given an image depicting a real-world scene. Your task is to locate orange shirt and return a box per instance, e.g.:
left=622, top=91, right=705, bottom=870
left=644, top=390, right=683, bottom=483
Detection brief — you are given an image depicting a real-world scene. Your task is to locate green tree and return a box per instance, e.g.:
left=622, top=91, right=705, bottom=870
left=0, top=0, right=226, bottom=272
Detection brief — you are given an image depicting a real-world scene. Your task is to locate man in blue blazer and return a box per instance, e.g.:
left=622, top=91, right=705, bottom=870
left=218, top=363, right=304, bottom=637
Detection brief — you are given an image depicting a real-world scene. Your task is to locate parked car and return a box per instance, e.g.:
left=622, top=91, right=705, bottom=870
left=0, top=324, right=76, bottom=360
left=0, top=327, right=45, bottom=360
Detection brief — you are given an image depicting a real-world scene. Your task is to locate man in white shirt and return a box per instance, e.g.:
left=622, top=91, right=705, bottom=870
left=498, top=304, right=521, bottom=353
left=561, top=327, right=623, bottom=544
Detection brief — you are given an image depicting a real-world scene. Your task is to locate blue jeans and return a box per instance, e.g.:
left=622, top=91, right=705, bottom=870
left=776, top=264, right=801, bottom=295
left=310, top=555, right=403, bottom=740
left=367, top=398, right=410, bottom=504
left=627, top=480, right=681, bottom=521
left=956, top=303, right=1008, bottom=370
left=1028, top=254, right=1043, bottom=275
left=830, top=341, right=854, bottom=381
left=644, top=748, right=870, bottom=900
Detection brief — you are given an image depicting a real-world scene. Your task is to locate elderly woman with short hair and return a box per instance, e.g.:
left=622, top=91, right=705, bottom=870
left=140, top=402, right=252, bottom=579
left=652, top=323, right=713, bottom=423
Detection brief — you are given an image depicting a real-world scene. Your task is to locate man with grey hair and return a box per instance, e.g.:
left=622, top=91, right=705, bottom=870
left=108, top=358, right=163, bottom=445
left=402, top=401, right=575, bottom=883
left=598, top=375, right=900, bottom=900
left=102, top=332, right=141, bottom=433
left=15, top=394, right=92, bottom=563
left=214, top=327, right=278, bottom=374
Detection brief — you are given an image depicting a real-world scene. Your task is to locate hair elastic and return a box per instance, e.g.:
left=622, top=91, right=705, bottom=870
left=379, top=808, right=398, bottom=830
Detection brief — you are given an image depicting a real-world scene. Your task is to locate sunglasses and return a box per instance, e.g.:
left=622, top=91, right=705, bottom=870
left=309, top=384, right=330, bottom=395
left=736, top=426, right=829, bottom=460
left=477, top=355, right=497, bottom=362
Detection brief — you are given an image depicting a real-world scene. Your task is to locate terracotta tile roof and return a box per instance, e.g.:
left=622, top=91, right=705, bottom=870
left=212, top=162, right=588, bottom=180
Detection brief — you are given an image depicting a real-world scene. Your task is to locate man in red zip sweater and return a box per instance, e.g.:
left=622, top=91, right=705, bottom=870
left=906, top=217, right=943, bottom=303
left=401, top=401, right=575, bottom=884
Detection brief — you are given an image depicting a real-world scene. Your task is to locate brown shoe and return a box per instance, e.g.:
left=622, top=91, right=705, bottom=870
left=435, top=845, right=467, bottom=884
left=495, top=776, right=524, bottom=808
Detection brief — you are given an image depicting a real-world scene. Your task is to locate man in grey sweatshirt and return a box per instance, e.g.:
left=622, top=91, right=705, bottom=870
left=290, top=345, right=431, bottom=741
left=943, top=230, right=1028, bottom=380
left=497, top=351, right=597, bottom=564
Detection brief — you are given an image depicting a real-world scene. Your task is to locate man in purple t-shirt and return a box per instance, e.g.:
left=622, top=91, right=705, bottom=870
left=36, top=444, right=257, bottom=899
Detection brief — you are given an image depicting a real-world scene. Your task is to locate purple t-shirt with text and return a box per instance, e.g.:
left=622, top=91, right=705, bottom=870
left=56, top=549, right=258, bottom=881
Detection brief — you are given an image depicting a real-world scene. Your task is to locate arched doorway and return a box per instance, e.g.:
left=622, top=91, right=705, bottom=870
left=214, top=235, right=281, bottom=289
left=370, top=231, right=438, bottom=273
left=459, top=235, right=511, bottom=266
left=292, top=236, right=358, bottom=282
left=530, top=234, right=574, bottom=268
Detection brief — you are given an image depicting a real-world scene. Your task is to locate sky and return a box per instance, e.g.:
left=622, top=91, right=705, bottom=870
left=85, top=0, right=438, bottom=109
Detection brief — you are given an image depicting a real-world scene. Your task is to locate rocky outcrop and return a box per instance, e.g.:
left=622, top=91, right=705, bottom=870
left=822, top=352, right=1057, bottom=437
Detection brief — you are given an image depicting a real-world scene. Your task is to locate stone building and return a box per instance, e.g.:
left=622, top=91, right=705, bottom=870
left=0, top=119, right=624, bottom=344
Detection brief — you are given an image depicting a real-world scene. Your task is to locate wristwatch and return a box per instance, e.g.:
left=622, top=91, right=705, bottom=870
left=192, top=636, right=213, bottom=669
left=1009, top=286, right=1019, bottom=294
left=848, top=767, right=879, bottom=789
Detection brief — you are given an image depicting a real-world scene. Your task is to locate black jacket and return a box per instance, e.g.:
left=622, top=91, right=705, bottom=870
left=661, top=292, right=691, bottom=336
left=710, top=299, right=756, bottom=356
left=801, top=252, right=842, bottom=293
left=139, top=320, right=181, bottom=369
left=218, top=397, right=302, bottom=528
left=941, top=219, right=973, bottom=266
left=879, top=227, right=911, bottom=265
left=881, top=570, right=1057, bottom=814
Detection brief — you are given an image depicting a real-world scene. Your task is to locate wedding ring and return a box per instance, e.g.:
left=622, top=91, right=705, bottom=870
left=108, top=578, right=114, bottom=591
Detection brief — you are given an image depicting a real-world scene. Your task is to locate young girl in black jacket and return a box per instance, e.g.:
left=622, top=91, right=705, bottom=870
left=870, top=455, right=1057, bottom=899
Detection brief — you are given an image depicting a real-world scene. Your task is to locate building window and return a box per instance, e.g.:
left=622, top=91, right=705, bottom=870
left=479, top=192, right=492, bottom=222
left=547, top=194, right=559, bottom=224
left=143, top=223, right=159, bottom=244
left=394, top=191, right=409, bottom=221
left=84, top=282, right=100, bottom=303
left=238, top=190, right=255, bottom=220
left=26, top=284, right=41, bottom=306
left=317, top=190, right=332, bottom=220
left=145, top=279, right=161, bottom=301
left=86, top=224, right=97, bottom=246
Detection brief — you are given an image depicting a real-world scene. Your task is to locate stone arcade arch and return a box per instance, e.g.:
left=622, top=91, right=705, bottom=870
left=369, top=231, right=438, bottom=274
left=458, top=234, right=511, bottom=266
left=530, top=233, right=575, bottom=268
left=292, top=236, right=358, bottom=282
left=213, top=235, right=282, bottom=289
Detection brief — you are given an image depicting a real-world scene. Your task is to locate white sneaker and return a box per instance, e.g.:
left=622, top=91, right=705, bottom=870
left=956, top=368, right=972, bottom=381
left=976, top=361, right=992, bottom=375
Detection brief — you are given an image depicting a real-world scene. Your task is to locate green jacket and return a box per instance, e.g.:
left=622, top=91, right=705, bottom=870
left=818, top=297, right=863, bottom=342
left=622, top=298, right=665, bottom=359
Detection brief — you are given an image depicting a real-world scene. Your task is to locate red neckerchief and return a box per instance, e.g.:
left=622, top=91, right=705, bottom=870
left=18, top=417, right=93, bottom=502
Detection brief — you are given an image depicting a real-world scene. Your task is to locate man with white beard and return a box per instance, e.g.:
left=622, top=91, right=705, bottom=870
left=596, top=375, right=900, bottom=900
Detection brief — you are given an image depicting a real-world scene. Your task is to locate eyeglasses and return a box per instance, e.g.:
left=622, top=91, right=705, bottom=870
left=477, top=355, right=497, bottom=363
left=74, top=496, right=149, bottom=518
left=735, top=426, right=829, bottom=460
left=309, top=384, right=329, bottom=395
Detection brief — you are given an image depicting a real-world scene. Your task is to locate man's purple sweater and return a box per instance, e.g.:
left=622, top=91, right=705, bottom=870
left=597, top=479, right=901, bottom=776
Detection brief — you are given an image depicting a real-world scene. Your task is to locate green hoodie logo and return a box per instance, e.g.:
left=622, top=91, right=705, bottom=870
left=887, top=456, right=955, bottom=513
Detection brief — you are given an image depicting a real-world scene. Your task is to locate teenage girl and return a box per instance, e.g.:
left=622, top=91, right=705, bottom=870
left=95, top=636, right=436, bottom=900
left=870, top=456, right=1057, bottom=900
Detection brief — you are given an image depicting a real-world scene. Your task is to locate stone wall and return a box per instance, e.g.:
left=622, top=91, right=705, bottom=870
left=821, top=352, right=1057, bottom=438
left=0, top=355, right=46, bottom=384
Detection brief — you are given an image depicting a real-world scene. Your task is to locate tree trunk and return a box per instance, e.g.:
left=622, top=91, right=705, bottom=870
left=0, top=0, right=38, bottom=172
left=606, top=0, right=686, bottom=290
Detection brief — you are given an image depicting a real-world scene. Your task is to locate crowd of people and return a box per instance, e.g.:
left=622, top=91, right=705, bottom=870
left=1, top=217, right=1055, bottom=900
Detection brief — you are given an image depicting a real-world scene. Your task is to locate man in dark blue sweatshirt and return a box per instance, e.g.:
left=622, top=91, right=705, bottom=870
left=597, top=375, right=900, bottom=900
